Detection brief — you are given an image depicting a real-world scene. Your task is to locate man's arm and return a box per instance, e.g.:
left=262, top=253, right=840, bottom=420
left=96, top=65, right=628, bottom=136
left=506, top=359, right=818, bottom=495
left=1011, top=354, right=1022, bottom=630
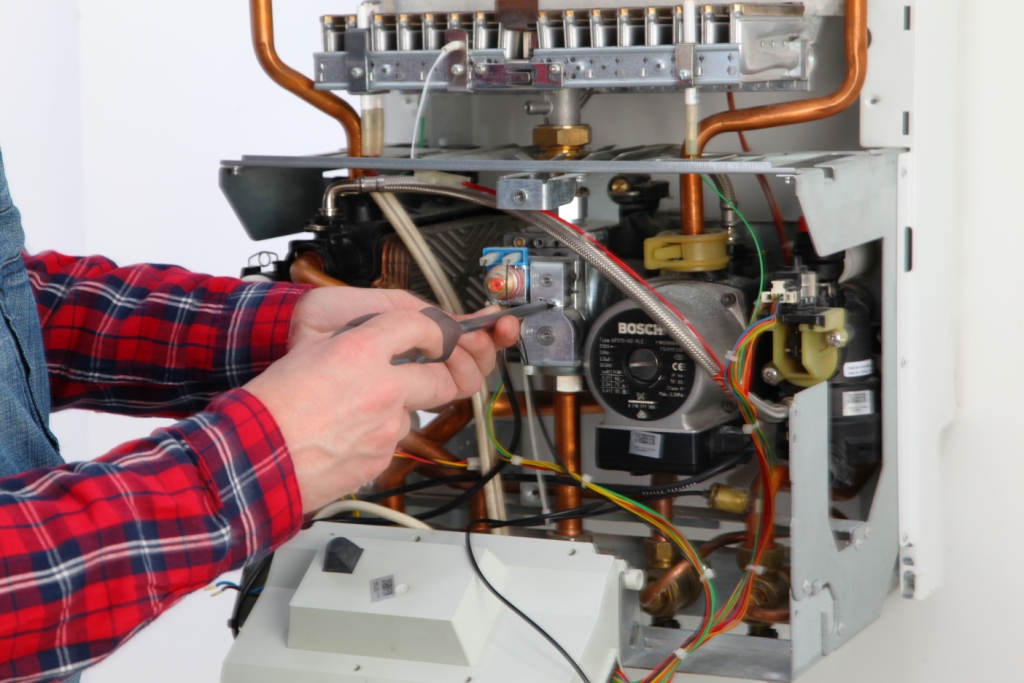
left=0, top=388, right=302, bottom=683
left=26, top=251, right=311, bottom=417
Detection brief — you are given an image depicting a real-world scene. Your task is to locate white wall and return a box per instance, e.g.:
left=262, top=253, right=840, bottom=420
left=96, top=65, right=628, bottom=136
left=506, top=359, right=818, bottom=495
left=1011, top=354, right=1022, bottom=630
left=0, top=1, right=358, bottom=681
left=1, top=0, right=1022, bottom=682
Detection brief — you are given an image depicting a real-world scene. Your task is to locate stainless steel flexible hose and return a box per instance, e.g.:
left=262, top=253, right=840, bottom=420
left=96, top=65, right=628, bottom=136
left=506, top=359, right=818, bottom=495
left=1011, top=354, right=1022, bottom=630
left=335, top=176, right=788, bottom=422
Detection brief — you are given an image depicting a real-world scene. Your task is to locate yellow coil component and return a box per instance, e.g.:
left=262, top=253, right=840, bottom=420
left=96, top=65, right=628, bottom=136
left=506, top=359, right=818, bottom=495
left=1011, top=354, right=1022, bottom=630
left=772, top=307, right=848, bottom=387
left=643, top=230, right=730, bottom=272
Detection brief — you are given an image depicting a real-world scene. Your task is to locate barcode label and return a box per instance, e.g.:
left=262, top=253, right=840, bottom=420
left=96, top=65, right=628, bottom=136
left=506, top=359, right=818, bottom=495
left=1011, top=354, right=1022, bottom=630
left=629, top=430, right=663, bottom=458
left=370, top=575, right=396, bottom=603
left=842, top=391, right=874, bottom=417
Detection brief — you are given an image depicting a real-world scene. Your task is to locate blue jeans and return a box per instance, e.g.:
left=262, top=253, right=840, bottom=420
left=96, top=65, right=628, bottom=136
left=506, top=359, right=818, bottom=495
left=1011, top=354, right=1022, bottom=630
left=0, top=147, right=62, bottom=478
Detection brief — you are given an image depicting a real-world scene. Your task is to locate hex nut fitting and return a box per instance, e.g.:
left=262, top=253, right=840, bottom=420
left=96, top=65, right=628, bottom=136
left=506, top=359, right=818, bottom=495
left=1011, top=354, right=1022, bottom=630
left=533, top=124, right=593, bottom=148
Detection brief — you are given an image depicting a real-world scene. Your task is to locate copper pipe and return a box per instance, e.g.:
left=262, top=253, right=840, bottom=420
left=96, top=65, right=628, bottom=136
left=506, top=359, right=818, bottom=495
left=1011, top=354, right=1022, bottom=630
left=679, top=172, right=706, bottom=236
left=250, top=0, right=363, bottom=167
left=377, top=457, right=420, bottom=512
left=745, top=465, right=786, bottom=548
left=553, top=391, right=583, bottom=537
left=746, top=606, right=789, bottom=623
left=650, top=474, right=677, bottom=543
left=399, top=430, right=463, bottom=465
left=679, top=0, right=868, bottom=234
left=491, top=390, right=603, bottom=418
left=290, top=252, right=348, bottom=287
left=640, top=531, right=746, bottom=607
left=420, top=400, right=474, bottom=443
left=377, top=401, right=474, bottom=511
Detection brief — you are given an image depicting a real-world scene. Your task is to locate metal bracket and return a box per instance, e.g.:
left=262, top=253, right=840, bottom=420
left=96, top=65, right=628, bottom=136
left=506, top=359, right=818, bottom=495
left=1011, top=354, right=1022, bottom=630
left=496, top=173, right=579, bottom=210
left=675, top=43, right=694, bottom=85
left=342, top=29, right=370, bottom=93
left=443, top=28, right=470, bottom=92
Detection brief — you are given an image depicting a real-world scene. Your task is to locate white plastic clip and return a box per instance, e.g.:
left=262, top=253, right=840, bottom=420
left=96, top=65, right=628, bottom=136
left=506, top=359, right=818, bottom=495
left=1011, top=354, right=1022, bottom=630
left=673, top=648, right=688, bottom=662
left=745, top=564, right=766, bottom=576
left=466, top=457, right=481, bottom=471
left=581, top=474, right=594, bottom=486
left=726, top=351, right=740, bottom=363
left=741, top=422, right=761, bottom=435
left=699, top=567, right=716, bottom=583
left=510, top=455, right=524, bottom=466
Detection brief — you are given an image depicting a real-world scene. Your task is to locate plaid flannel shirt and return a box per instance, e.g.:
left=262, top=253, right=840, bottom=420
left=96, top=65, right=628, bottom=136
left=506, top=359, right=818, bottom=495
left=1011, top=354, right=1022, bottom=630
left=0, top=252, right=310, bottom=682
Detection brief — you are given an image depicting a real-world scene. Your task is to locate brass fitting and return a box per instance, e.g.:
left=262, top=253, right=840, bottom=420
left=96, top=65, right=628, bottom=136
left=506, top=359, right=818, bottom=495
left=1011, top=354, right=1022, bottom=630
left=533, top=124, right=592, bottom=159
left=707, top=484, right=751, bottom=515
left=736, top=544, right=790, bottom=629
left=641, top=539, right=700, bottom=619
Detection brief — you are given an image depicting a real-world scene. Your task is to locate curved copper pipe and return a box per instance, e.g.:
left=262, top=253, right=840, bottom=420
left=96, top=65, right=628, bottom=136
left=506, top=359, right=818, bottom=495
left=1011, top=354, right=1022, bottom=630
left=250, top=0, right=363, bottom=166
left=640, top=531, right=746, bottom=607
left=680, top=0, right=868, bottom=234
left=377, top=401, right=474, bottom=511
left=746, top=605, right=789, bottom=623
left=290, top=252, right=349, bottom=287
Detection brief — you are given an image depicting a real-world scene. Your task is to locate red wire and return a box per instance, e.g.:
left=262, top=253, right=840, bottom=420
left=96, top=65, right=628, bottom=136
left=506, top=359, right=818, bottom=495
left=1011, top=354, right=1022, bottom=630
left=726, top=92, right=791, bottom=264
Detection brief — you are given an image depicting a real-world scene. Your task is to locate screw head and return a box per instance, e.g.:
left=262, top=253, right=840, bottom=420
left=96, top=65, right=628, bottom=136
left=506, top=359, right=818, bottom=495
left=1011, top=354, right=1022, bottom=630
left=349, top=66, right=365, bottom=78
left=512, top=189, right=529, bottom=204
left=720, top=292, right=737, bottom=307
left=549, top=63, right=562, bottom=74
left=678, top=68, right=691, bottom=80
left=825, top=330, right=845, bottom=347
left=538, top=274, right=554, bottom=287
left=721, top=398, right=738, bottom=413
left=762, top=365, right=782, bottom=386
left=536, top=327, right=555, bottom=346
left=474, top=63, right=487, bottom=75
left=450, top=63, right=465, bottom=76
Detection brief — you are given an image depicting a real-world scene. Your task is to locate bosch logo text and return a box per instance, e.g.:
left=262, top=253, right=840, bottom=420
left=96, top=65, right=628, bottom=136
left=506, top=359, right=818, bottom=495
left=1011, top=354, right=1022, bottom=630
left=618, top=322, right=664, bottom=336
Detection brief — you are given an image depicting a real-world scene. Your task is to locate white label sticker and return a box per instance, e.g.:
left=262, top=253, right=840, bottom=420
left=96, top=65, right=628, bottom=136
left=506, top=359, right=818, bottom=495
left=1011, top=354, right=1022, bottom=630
left=629, top=431, right=663, bottom=459
left=842, top=390, right=874, bottom=417
left=843, top=359, right=874, bottom=378
left=370, top=575, right=396, bottom=603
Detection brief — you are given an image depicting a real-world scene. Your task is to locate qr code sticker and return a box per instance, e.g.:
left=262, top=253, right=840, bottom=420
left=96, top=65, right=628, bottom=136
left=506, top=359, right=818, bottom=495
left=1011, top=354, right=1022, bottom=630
left=370, top=575, right=396, bottom=602
left=628, top=430, right=662, bottom=458
left=842, top=390, right=873, bottom=417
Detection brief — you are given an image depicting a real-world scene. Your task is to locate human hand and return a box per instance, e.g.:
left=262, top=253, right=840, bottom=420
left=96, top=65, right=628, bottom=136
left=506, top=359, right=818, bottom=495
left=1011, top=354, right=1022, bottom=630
left=289, top=287, right=519, bottom=399
left=249, top=307, right=517, bottom=512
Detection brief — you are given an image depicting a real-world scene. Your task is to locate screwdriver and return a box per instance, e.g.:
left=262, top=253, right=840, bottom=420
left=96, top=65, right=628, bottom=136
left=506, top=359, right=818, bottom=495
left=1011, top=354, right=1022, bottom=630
left=332, top=300, right=552, bottom=364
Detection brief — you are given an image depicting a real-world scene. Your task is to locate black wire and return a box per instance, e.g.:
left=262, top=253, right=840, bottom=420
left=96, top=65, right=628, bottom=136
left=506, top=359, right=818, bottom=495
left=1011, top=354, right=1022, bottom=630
left=465, top=524, right=592, bottom=683
left=497, top=350, right=522, bottom=454
left=362, top=473, right=479, bottom=503
left=229, top=552, right=273, bottom=638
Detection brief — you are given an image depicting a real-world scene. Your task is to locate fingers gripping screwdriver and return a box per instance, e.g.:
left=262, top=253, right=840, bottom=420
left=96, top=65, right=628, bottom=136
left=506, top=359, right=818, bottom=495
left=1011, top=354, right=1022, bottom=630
left=331, top=301, right=551, bottom=364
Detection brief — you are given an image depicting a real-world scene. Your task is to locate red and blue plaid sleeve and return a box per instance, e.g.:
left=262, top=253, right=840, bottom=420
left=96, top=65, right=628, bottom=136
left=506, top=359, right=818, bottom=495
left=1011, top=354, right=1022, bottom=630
left=0, top=388, right=304, bottom=683
left=25, top=251, right=312, bottom=417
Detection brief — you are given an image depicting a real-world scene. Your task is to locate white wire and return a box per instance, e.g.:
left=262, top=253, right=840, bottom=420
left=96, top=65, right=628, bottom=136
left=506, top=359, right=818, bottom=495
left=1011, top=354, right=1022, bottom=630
left=313, top=499, right=432, bottom=529
left=410, top=41, right=463, bottom=159
left=521, top=365, right=551, bottom=515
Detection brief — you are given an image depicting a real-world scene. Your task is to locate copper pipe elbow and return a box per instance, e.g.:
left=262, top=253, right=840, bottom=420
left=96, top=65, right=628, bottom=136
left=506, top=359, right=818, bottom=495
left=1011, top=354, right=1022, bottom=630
left=289, top=252, right=348, bottom=287
left=250, top=0, right=363, bottom=165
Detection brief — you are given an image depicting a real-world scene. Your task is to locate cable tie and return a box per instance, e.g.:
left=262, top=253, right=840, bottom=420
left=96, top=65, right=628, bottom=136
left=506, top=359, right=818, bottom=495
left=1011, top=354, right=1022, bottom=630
left=745, top=564, right=766, bottom=576
left=581, top=474, right=593, bottom=486
left=673, top=648, right=688, bottom=662
left=741, top=421, right=761, bottom=435
left=466, top=457, right=481, bottom=471
left=726, top=351, right=740, bottom=363
left=510, top=455, right=523, bottom=466
left=699, top=567, right=716, bottom=583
